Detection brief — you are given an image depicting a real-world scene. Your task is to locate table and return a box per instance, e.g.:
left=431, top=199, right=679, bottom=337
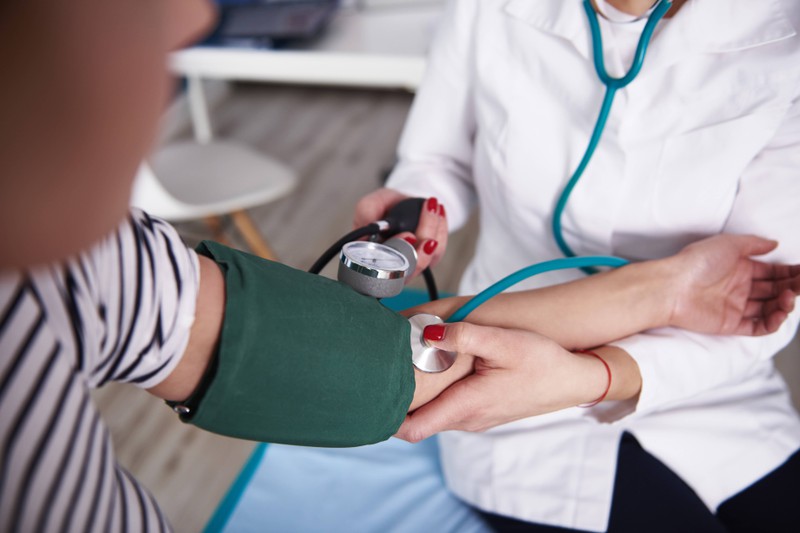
left=172, top=2, right=442, bottom=90
left=170, top=2, right=443, bottom=139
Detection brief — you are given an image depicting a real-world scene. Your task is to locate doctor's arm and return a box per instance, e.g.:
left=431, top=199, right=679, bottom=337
left=394, top=234, right=800, bottom=439
left=353, top=0, right=479, bottom=273
left=605, top=96, right=800, bottom=417
left=412, top=234, right=799, bottom=350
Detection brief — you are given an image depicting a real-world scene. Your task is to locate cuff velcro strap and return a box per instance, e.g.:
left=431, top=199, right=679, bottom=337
left=184, top=241, right=414, bottom=447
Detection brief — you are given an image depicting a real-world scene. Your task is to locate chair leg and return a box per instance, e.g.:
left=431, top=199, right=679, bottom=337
left=204, top=216, right=233, bottom=247
left=230, top=210, right=278, bottom=261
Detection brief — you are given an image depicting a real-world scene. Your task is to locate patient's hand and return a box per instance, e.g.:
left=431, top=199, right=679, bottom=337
left=667, top=235, right=800, bottom=336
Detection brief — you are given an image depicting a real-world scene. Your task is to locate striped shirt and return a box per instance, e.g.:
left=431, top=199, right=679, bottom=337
left=1, top=209, right=199, bottom=532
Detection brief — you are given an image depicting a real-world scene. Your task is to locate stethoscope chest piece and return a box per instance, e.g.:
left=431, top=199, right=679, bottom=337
left=408, top=314, right=457, bottom=373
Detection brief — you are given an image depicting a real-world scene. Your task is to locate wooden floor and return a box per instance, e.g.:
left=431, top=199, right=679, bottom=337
left=93, top=82, right=800, bottom=533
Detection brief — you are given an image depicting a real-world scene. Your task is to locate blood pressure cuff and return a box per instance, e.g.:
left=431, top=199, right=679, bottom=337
left=179, top=241, right=414, bottom=447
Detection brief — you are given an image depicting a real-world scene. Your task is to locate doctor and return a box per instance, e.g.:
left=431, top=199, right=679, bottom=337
left=356, top=0, right=800, bottom=531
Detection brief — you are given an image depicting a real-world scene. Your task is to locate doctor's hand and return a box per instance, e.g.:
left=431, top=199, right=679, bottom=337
left=354, top=188, right=448, bottom=276
left=395, top=323, right=642, bottom=443
left=667, top=234, right=800, bottom=336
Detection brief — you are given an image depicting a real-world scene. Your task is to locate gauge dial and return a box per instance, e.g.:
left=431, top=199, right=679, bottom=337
left=340, top=242, right=409, bottom=279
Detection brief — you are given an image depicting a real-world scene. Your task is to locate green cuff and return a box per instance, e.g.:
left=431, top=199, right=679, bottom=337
left=186, top=241, right=414, bottom=447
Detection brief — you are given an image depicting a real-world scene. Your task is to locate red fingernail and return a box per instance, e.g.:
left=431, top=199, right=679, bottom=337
left=423, top=324, right=446, bottom=341
left=403, top=235, right=417, bottom=245
left=426, top=197, right=439, bottom=213
left=423, top=239, right=438, bottom=254
left=438, top=204, right=446, bottom=218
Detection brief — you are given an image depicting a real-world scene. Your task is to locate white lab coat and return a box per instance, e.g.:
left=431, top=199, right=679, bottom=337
left=386, top=0, right=800, bottom=530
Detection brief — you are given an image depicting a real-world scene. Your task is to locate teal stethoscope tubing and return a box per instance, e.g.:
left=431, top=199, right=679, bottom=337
left=553, top=0, right=672, bottom=270
left=447, top=0, right=672, bottom=324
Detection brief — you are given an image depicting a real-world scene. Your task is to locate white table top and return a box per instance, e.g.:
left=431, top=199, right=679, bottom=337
left=169, top=4, right=443, bottom=91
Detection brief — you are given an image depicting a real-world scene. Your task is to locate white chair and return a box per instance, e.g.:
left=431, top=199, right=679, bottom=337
left=131, top=77, right=296, bottom=261
left=131, top=142, right=295, bottom=261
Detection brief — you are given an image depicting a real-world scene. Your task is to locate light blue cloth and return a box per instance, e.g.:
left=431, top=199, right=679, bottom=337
left=217, top=437, right=489, bottom=532
left=208, top=289, right=488, bottom=532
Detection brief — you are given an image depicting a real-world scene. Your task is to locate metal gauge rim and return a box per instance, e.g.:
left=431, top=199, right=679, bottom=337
left=408, top=314, right=457, bottom=373
left=340, top=241, right=409, bottom=280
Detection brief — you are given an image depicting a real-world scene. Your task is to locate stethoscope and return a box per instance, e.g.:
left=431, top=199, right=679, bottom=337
left=311, top=0, right=672, bottom=372
left=553, top=0, right=672, bottom=273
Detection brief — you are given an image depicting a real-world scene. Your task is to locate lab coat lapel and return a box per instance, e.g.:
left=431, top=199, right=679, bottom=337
left=502, top=0, right=592, bottom=60
left=502, top=0, right=797, bottom=73
left=644, top=0, right=796, bottom=70
left=693, top=0, right=795, bottom=52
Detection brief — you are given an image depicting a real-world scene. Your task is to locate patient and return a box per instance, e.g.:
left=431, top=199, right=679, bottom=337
left=1, top=1, right=798, bottom=531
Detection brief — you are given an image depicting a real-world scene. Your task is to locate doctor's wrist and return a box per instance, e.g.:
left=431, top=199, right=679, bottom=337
left=629, top=257, right=682, bottom=330
left=572, top=346, right=642, bottom=405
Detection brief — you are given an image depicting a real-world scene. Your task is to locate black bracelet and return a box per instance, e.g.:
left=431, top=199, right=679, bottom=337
left=165, top=348, right=220, bottom=420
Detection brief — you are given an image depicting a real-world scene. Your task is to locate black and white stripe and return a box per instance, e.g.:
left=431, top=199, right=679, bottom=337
left=0, top=209, right=199, bottom=532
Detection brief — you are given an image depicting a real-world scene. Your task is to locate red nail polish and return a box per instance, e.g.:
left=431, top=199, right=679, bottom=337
left=423, top=324, right=446, bottom=342
left=438, top=204, right=446, bottom=218
left=426, top=197, right=439, bottom=213
left=423, top=240, right=438, bottom=254
left=402, top=235, right=418, bottom=245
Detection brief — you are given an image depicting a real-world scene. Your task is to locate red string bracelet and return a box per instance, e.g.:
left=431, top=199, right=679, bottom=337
left=575, top=349, right=612, bottom=408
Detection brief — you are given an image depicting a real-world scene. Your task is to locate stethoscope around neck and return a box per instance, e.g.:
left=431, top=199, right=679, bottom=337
left=453, top=0, right=672, bottom=319
left=309, top=0, right=672, bottom=371
left=553, top=0, right=672, bottom=274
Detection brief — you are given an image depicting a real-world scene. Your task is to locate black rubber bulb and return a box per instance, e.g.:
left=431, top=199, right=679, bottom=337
left=382, top=197, right=425, bottom=234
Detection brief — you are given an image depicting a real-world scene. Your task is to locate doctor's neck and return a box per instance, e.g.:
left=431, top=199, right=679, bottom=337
left=605, top=0, right=687, bottom=17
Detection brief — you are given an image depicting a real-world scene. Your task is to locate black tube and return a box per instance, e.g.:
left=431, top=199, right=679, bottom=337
left=308, top=224, right=380, bottom=274
left=422, top=268, right=439, bottom=302
left=309, top=197, right=439, bottom=301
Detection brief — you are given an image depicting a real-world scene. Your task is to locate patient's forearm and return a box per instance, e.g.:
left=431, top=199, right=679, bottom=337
left=152, top=247, right=680, bottom=439
left=413, top=259, right=674, bottom=350
left=408, top=353, right=475, bottom=411
left=149, top=255, right=225, bottom=401
left=153, top=253, right=655, bottom=425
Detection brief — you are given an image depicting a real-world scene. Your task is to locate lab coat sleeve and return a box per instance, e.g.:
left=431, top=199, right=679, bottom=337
left=609, top=95, right=800, bottom=418
left=385, top=0, right=478, bottom=231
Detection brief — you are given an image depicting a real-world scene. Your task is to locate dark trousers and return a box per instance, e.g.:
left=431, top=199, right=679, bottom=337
left=477, top=432, right=800, bottom=533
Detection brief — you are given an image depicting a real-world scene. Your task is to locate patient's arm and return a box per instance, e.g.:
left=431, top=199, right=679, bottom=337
left=397, top=235, right=800, bottom=439
left=148, top=252, right=476, bottom=413
left=149, top=234, right=798, bottom=424
left=407, top=234, right=800, bottom=351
